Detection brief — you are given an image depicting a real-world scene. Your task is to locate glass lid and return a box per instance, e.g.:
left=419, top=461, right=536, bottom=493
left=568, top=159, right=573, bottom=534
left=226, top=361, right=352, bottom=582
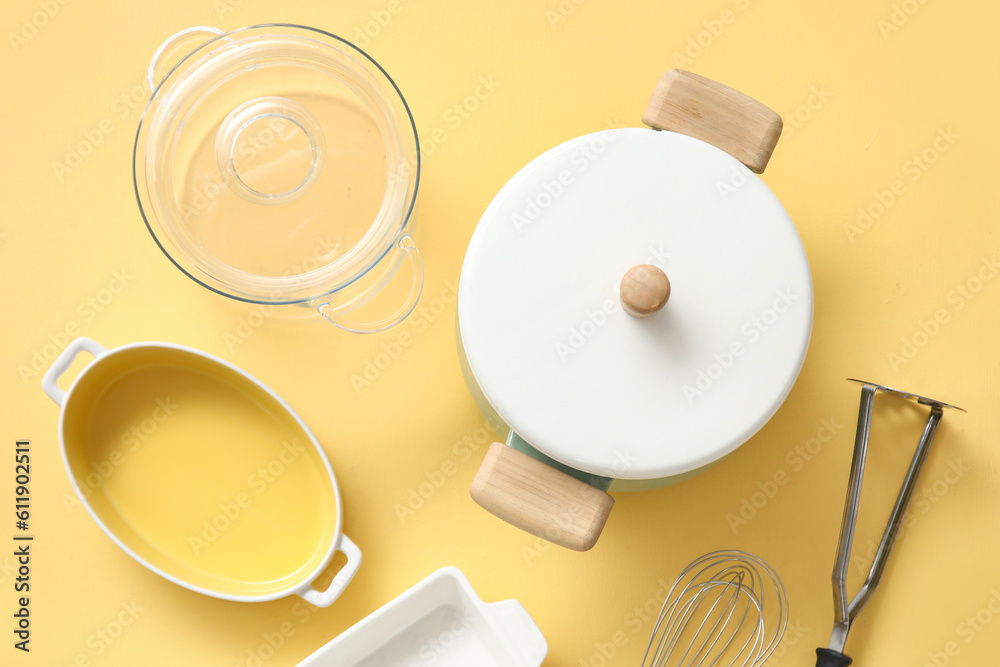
left=133, top=24, right=419, bottom=304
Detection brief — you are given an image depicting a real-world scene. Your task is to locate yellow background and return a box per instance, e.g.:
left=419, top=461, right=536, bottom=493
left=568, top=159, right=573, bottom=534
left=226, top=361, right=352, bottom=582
left=1, top=0, right=996, bottom=665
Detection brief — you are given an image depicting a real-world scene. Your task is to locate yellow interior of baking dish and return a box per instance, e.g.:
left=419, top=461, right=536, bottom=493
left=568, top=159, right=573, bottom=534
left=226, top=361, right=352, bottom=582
left=60, top=346, right=339, bottom=598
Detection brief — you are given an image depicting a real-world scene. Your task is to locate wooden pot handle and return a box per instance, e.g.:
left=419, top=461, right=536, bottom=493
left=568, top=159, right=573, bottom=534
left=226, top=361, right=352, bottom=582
left=642, top=69, right=782, bottom=173
left=471, top=443, right=614, bottom=552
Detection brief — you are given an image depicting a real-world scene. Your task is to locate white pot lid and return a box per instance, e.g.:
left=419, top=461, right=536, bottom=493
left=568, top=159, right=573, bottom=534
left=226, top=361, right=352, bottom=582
left=459, top=128, right=812, bottom=480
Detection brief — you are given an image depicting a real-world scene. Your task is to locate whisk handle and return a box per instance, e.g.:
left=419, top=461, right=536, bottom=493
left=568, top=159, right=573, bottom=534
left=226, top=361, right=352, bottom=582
left=815, top=648, right=852, bottom=666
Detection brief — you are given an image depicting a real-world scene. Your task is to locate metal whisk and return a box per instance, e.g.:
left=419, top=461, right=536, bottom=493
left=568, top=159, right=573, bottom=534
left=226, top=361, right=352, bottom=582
left=642, top=550, right=788, bottom=667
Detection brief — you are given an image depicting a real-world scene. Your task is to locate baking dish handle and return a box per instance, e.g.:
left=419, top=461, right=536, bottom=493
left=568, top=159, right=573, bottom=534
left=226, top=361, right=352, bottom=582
left=296, top=534, right=362, bottom=608
left=487, top=599, right=548, bottom=666
left=42, top=337, right=107, bottom=406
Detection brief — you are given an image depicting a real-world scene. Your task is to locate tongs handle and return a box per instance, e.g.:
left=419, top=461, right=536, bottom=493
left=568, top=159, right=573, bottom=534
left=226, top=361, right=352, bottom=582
left=822, top=380, right=962, bottom=662
left=815, top=647, right=852, bottom=666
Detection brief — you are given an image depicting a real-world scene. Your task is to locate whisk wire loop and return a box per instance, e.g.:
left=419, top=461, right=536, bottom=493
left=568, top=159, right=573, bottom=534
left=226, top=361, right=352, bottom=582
left=641, top=550, right=787, bottom=667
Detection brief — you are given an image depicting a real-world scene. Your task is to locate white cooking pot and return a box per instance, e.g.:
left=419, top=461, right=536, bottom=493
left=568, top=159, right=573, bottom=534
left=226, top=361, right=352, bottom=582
left=460, top=70, right=813, bottom=550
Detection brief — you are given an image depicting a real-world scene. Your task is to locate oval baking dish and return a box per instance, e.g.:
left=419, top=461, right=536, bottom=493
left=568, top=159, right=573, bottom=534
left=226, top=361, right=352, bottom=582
left=42, top=337, right=360, bottom=606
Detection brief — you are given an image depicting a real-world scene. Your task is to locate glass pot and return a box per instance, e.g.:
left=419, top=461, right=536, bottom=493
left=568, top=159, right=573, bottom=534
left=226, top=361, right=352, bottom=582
left=134, top=24, right=422, bottom=333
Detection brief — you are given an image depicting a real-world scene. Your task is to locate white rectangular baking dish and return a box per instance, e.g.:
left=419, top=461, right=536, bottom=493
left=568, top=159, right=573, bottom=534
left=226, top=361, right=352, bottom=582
left=297, top=567, right=547, bottom=667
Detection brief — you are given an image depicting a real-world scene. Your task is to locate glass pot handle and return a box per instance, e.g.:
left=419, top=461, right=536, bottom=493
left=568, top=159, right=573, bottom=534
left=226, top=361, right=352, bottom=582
left=317, top=234, right=424, bottom=334
left=147, top=26, right=224, bottom=91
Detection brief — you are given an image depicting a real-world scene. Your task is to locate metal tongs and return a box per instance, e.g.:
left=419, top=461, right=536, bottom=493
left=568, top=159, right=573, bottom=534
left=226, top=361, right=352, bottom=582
left=816, top=379, right=965, bottom=667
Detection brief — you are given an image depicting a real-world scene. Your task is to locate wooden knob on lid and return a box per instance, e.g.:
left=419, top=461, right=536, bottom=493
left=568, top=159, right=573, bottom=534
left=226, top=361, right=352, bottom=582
left=620, top=264, right=670, bottom=318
